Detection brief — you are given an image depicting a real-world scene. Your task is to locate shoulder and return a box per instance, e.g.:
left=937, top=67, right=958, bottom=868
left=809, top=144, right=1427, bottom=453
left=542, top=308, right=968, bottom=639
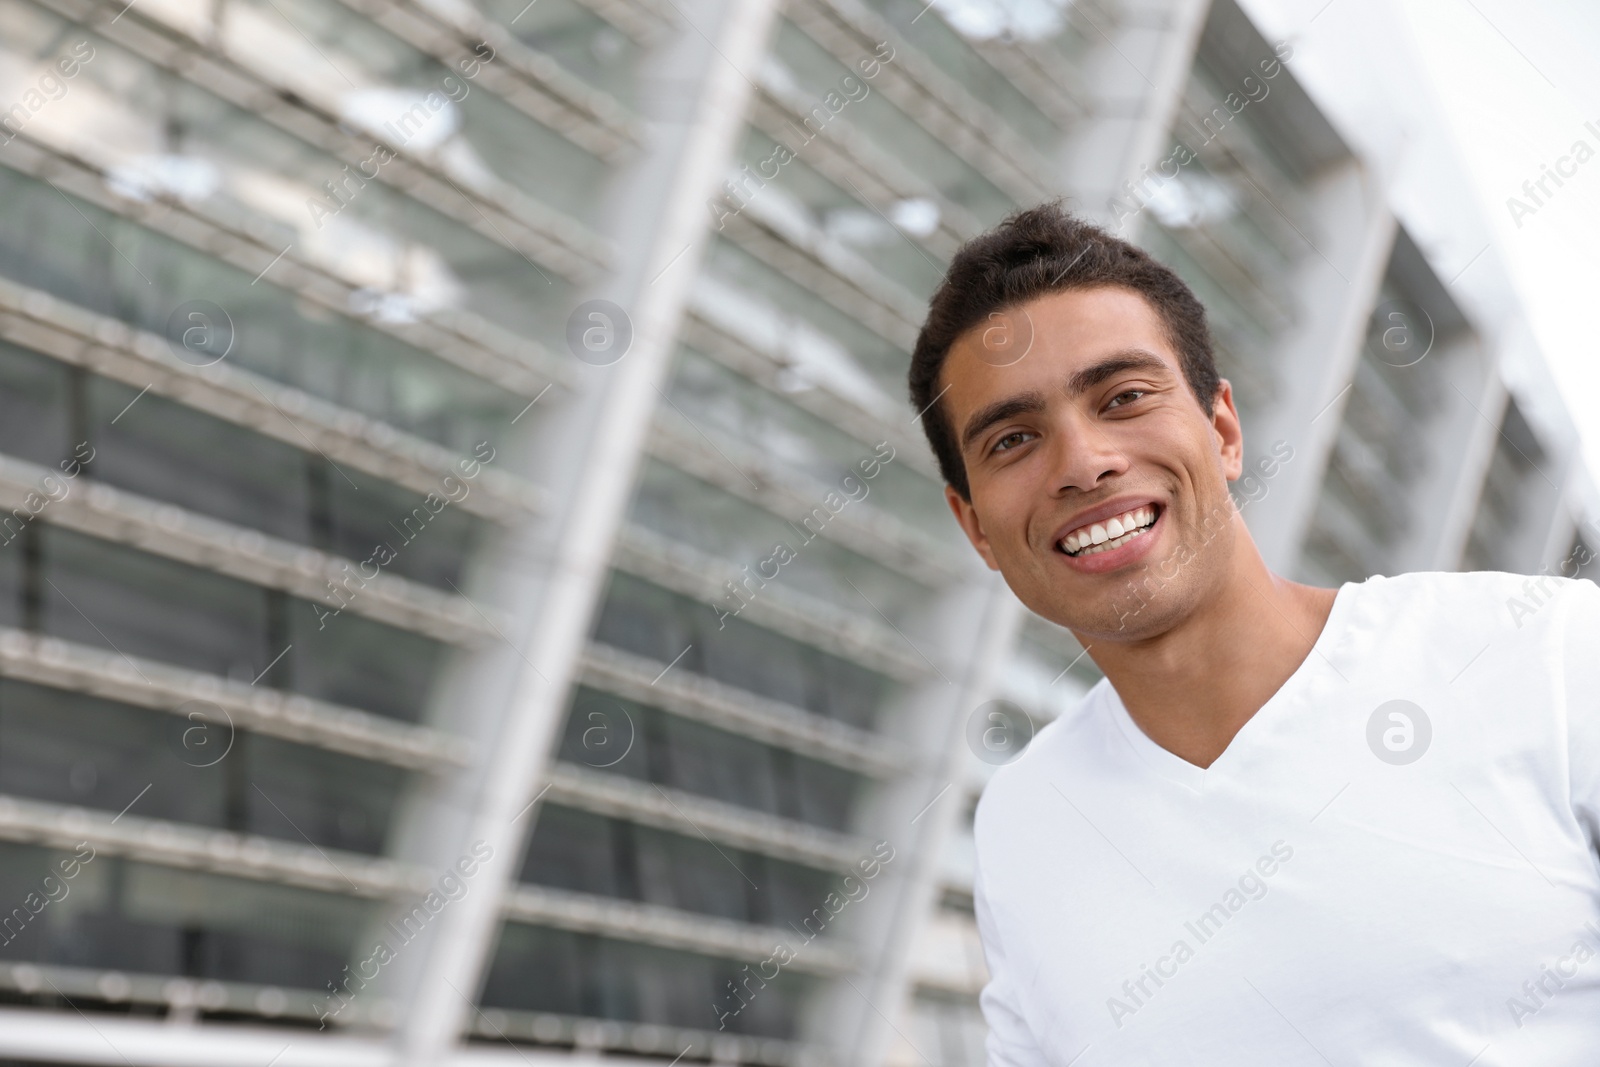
left=1345, top=568, right=1561, bottom=609
left=1337, top=569, right=1594, bottom=636
left=1319, top=571, right=1600, bottom=689
left=1537, top=573, right=1600, bottom=651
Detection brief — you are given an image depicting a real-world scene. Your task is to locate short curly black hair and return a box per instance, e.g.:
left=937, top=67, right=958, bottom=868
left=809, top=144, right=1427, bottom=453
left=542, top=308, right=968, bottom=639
left=908, top=202, right=1221, bottom=500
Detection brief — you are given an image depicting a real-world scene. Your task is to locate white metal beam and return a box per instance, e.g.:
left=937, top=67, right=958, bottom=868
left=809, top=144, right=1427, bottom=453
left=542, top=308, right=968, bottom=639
left=1240, top=162, right=1396, bottom=574
left=375, top=3, right=785, bottom=1064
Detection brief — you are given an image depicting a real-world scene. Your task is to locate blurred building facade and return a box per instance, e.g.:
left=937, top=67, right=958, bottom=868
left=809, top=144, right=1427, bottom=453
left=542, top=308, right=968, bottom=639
left=0, top=1, right=1592, bottom=1067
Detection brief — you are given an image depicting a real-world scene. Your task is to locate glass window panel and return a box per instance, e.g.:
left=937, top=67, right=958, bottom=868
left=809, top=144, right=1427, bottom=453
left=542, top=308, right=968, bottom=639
left=1462, top=439, right=1528, bottom=573
left=520, top=805, right=842, bottom=926
left=860, top=0, right=1062, bottom=146
left=39, top=526, right=272, bottom=683
left=3, top=10, right=583, bottom=338
left=628, top=460, right=927, bottom=623
left=556, top=687, right=863, bottom=831
left=1307, top=271, right=1472, bottom=584
left=0, top=524, right=23, bottom=628
left=1189, top=53, right=1316, bottom=190
left=247, top=0, right=614, bottom=222
left=88, top=369, right=315, bottom=545
left=317, top=462, right=485, bottom=592
left=883, top=0, right=1097, bottom=66
left=282, top=591, right=447, bottom=723
left=1570, top=535, right=1599, bottom=583
left=731, top=128, right=946, bottom=299
left=668, top=349, right=960, bottom=547
left=704, top=237, right=911, bottom=397
left=33, top=527, right=446, bottom=721
left=0, top=679, right=404, bottom=853
left=590, top=573, right=888, bottom=730
left=785, top=751, right=859, bottom=831
left=0, top=842, right=371, bottom=990
left=239, top=733, right=404, bottom=855
left=0, top=340, right=74, bottom=468
left=10, top=0, right=609, bottom=238
left=0, top=343, right=488, bottom=591
left=1141, top=223, right=1277, bottom=422
left=768, top=19, right=1017, bottom=225
left=628, top=818, right=756, bottom=920
left=481, top=926, right=814, bottom=1038
left=0, top=170, right=527, bottom=455
left=482, top=0, right=643, bottom=103
left=519, top=805, right=630, bottom=901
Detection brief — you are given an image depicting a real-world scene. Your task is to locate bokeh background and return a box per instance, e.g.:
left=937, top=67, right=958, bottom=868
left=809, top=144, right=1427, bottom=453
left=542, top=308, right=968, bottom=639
left=0, top=0, right=1595, bottom=1064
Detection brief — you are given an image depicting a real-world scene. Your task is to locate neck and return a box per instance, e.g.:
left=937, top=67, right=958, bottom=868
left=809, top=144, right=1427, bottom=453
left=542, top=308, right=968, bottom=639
left=1079, top=518, right=1339, bottom=769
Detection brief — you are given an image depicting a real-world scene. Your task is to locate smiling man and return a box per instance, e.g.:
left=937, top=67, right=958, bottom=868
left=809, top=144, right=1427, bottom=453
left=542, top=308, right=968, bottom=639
left=909, top=203, right=1600, bottom=1065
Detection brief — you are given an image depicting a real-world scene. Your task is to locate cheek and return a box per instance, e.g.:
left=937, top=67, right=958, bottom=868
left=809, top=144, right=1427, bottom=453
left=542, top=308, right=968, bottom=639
left=1163, top=410, right=1230, bottom=478
left=962, top=488, right=1025, bottom=566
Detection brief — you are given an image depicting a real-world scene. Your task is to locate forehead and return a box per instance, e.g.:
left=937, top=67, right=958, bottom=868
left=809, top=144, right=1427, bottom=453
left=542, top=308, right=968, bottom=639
left=938, top=286, right=1181, bottom=420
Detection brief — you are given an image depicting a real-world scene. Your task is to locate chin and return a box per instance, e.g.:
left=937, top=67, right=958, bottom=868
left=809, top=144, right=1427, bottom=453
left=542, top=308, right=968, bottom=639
left=1023, top=565, right=1196, bottom=643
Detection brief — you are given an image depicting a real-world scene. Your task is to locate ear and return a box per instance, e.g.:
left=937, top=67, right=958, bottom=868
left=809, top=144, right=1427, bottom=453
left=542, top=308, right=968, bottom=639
left=1210, top=379, right=1244, bottom=480
left=945, top=485, right=1001, bottom=571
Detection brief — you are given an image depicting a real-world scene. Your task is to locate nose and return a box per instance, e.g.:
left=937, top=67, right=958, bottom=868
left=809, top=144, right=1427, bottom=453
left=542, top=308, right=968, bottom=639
left=1048, top=412, right=1130, bottom=495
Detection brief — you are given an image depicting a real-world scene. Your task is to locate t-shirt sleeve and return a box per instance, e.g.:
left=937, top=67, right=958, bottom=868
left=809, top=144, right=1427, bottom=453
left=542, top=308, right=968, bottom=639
left=973, top=867, right=1052, bottom=1066
left=1562, top=577, right=1600, bottom=855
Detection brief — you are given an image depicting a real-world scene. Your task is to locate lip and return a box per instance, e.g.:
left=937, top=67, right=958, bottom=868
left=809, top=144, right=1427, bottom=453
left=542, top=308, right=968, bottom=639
left=1048, top=496, right=1165, bottom=575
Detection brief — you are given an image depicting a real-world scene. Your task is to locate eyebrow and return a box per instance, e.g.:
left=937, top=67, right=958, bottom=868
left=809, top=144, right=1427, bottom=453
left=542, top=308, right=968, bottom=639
left=958, top=350, right=1173, bottom=453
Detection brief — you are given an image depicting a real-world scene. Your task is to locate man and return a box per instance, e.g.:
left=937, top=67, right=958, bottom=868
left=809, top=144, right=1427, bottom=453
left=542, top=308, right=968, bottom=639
left=908, top=202, right=1600, bottom=1065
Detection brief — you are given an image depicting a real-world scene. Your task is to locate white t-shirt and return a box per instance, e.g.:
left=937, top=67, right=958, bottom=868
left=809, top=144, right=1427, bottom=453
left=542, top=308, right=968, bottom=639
left=974, top=571, right=1600, bottom=1066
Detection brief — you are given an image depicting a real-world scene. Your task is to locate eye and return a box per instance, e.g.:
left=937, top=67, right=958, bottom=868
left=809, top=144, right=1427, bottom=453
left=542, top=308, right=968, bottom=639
left=991, top=430, right=1034, bottom=453
left=1106, top=389, right=1145, bottom=410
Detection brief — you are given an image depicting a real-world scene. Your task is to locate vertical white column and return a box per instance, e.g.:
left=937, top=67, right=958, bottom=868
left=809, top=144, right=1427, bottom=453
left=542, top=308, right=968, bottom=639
left=1064, top=0, right=1213, bottom=227
left=1538, top=507, right=1580, bottom=573
left=1243, top=163, right=1395, bottom=574
left=380, top=2, right=783, bottom=1062
left=1394, top=337, right=1505, bottom=573
left=1515, top=445, right=1577, bottom=572
left=803, top=572, right=1024, bottom=1067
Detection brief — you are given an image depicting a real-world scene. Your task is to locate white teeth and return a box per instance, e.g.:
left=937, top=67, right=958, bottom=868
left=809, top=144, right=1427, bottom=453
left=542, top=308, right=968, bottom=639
left=1059, top=506, right=1158, bottom=557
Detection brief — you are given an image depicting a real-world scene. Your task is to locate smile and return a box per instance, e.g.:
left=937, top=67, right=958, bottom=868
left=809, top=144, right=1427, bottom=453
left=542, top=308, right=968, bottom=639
left=1059, top=505, right=1158, bottom=558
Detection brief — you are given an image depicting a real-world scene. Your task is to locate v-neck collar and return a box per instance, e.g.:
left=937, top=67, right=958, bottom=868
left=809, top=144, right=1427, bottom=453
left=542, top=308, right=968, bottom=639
left=1101, top=581, right=1358, bottom=792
